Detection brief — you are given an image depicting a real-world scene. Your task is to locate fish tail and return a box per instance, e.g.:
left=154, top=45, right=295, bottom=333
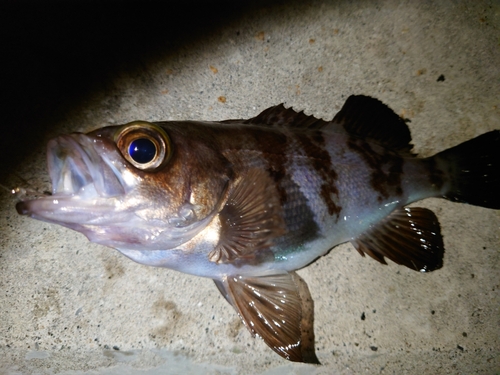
left=435, top=130, right=500, bottom=209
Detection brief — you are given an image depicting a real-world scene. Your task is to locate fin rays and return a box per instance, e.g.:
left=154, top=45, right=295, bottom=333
left=215, top=272, right=319, bottom=364
left=352, top=207, right=444, bottom=272
left=209, top=168, right=285, bottom=264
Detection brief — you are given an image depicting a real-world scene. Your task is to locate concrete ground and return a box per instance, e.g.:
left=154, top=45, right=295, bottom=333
left=1, top=1, right=499, bottom=374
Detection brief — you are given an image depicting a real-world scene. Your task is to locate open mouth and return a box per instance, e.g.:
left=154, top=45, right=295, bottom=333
left=48, top=134, right=127, bottom=198
left=16, top=133, right=133, bottom=223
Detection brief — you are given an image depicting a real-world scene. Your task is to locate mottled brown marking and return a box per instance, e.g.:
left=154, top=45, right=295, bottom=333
left=267, top=165, right=288, bottom=205
left=233, top=126, right=290, bottom=204
left=348, top=137, right=405, bottom=201
left=214, top=124, right=320, bottom=247
left=296, top=131, right=341, bottom=217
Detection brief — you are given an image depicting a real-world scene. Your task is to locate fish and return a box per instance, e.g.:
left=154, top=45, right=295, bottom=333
left=15, top=95, right=500, bottom=363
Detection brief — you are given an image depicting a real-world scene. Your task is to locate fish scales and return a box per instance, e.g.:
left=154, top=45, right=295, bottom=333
left=195, top=123, right=436, bottom=256
left=15, top=95, right=500, bottom=364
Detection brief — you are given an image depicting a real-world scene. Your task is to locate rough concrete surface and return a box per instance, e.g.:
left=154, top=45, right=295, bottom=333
left=1, top=1, right=499, bottom=374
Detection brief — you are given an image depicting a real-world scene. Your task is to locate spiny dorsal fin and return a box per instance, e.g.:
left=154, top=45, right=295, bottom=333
left=351, top=207, right=444, bottom=272
left=333, top=95, right=415, bottom=155
left=222, top=104, right=330, bottom=130
left=214, top=271, right=320, bottom=364
left=208, top=168, right=285, bottom=264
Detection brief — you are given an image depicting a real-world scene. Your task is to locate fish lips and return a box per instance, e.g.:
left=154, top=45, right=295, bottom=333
left=16, top=133, right=137, bottom=225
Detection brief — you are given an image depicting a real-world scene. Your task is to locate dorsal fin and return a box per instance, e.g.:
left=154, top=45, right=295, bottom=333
left=221, top=104, right=331, bottom=130
left=222, top=96, right=414, bottom=154
left=332, top=95, right=414, bottom=155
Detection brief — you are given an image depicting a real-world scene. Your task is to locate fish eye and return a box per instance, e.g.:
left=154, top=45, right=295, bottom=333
left=128, top=138, right=156, bottom=164
left=115, top=121, right=172, bottom=171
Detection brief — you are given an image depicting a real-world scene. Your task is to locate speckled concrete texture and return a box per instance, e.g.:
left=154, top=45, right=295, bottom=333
left=1, top=1, right=499, bottom=374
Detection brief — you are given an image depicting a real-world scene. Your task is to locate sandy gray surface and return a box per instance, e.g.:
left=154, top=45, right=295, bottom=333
left=1, top=1, right=499, bottom=374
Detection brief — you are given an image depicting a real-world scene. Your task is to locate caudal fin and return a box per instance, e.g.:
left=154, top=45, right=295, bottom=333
left=435, top=130, right=500, bottom=209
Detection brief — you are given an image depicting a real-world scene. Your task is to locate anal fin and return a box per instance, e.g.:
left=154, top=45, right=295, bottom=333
left=214, top=271, right=319, bottom=364
left=352, top=207, right=444, bottom=272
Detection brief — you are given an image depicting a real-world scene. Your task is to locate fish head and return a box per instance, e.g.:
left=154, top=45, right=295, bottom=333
left=16, top=121, right=231, bottom=251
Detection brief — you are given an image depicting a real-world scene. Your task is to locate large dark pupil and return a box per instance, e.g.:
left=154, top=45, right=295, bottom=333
left=128, top=138, right=156, bottom=164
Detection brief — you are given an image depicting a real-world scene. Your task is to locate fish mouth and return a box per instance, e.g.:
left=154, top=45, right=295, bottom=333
left=48, top=134, right=128, bottom=198
left=16, top=133, right=136, bottom=224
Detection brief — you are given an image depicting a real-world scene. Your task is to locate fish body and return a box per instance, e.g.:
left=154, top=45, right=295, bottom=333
left=16, top=95, right=500, bottom=363
left=108, top=121, right=438, bottom=277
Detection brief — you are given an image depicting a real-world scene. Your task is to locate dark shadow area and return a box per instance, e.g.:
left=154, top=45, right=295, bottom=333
left=0, top=0, right=287, bottom=179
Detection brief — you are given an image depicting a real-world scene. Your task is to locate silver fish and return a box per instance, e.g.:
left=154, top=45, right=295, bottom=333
left=16, top=95, right=500, bottom=363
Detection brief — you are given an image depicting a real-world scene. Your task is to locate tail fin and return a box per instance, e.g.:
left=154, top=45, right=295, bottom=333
left=435, top=130, right=500, bottom=209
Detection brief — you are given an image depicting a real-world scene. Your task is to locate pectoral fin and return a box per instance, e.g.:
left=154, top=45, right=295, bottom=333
left=214, top=271, right=319, bottom=364
left=209, top=168, right=285, bottom=264
left=352, top=207, right=444, bottom=272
